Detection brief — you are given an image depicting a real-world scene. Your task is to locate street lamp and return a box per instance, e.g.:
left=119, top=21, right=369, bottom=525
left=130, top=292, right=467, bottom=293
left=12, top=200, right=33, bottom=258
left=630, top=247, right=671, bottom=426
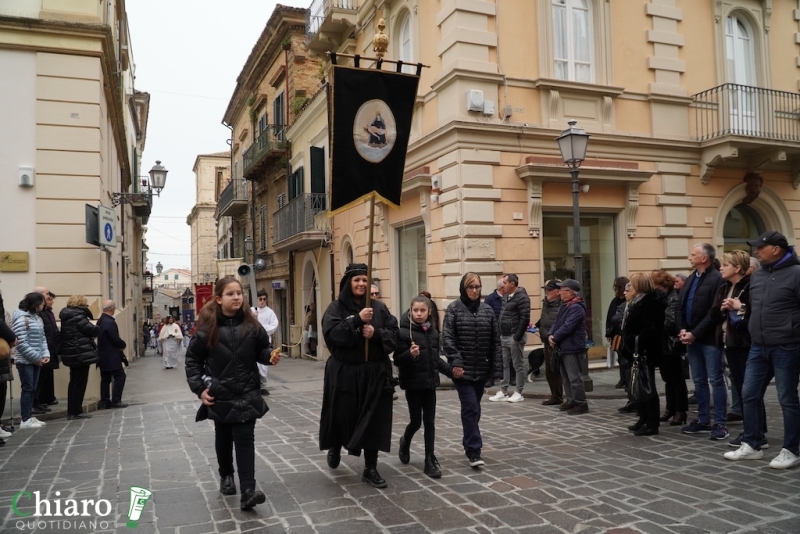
left=244, top=235, right=255, bottom=264
left=111, top=160, right=169, bottom=207
left=556, top=120, right=590, bottom=293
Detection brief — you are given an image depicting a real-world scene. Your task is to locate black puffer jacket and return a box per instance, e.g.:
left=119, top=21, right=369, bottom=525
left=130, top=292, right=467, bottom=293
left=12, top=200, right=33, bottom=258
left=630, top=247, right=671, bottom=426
left=185, top=308, right=273, bottom=423
left=676, top=267, right=723, bottom=345
left=710, top=275, right=751, bottom=349
left=620, top=291, right=666, bottom=367
left=749, top=249, right=800, bottom=345
left=536, top=296, right=561, bottom=340
left=499, top=287, right=531, bottom=341
left=443, top=278, right=502, bottom=382
left=394, top=313, right=450, bottom=390
left=59, top=306, right=99, bottom=367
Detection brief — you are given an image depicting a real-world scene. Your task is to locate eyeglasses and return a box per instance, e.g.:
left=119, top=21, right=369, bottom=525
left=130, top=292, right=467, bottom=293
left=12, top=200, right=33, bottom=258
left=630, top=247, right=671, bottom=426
left=370, top=292, right=379, bottom=296
left=466, top=285, right=482, bottom=291
left=258, top=296, right=267, bottom=300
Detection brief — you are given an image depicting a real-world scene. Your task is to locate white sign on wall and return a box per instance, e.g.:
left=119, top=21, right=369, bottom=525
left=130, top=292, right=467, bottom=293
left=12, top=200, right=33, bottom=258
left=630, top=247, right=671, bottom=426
left=99, top=205, right=116, bottom=247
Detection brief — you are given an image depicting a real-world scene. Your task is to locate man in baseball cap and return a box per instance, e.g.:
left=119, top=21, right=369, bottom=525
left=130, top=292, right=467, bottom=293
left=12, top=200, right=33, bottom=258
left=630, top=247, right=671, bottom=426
left=548, top=278, right=588, bottom=414
left=556, top=279, right=581, bottom=292
left=537, top=279, right=563, bottom=405
left=726, top=230, right=800, bottom=468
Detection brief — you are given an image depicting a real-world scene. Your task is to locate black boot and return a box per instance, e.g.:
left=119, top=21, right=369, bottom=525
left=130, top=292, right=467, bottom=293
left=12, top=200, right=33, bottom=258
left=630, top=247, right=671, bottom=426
left=398, top=436, right=410, bottom=464
left=240, top=488, right=266, bottom=510
left=219, top=475, right=236, bottom=495
left=327, top=446, right=341, bottom=469
left=361, top=467, right=387, bottom=488
left=618, top=401, right=635, bottom=413
left=423, top=452, right=441, bottom=479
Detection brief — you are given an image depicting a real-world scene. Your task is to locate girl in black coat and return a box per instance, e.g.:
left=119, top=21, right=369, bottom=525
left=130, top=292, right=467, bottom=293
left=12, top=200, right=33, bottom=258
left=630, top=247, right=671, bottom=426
left=59, top=295, right=100, bottom=420
left=185, top=276, right=280, bottom=511
left=395, top=295, right=457, bottom=479
left=620, top=273, right=666, bottom=436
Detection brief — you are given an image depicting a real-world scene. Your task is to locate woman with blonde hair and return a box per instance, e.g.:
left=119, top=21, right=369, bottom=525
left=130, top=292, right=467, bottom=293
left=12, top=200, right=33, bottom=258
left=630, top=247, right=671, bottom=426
left=60, top=295, right=100, bottom=420
left=619, top=273, right=666, bottom=435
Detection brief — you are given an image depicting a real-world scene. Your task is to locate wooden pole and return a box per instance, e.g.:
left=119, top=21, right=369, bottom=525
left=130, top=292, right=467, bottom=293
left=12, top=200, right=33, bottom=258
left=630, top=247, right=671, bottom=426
left=364, top=195, right=375, bottom=361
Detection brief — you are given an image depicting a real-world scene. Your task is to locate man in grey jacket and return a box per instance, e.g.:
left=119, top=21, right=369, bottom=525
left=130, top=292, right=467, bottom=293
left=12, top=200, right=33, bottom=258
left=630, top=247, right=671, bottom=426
left=489, top=274, right=530, bottom=403
left=725, top=231, right=800, bottom=469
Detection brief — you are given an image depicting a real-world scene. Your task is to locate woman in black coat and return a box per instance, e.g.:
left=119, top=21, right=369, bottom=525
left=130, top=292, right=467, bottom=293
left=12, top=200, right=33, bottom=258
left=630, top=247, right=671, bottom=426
left=185, top=276, right=280, bottom=511
left=59, top=295, right=100, bottom=420
left=620, top=273, right=666, bottom=436
left=394, top=295, right=454, bottom=478
left=319, top=263, right=399, bottom=489
left=652, top=269, right=689, bottom=426
left=0, top=317, right=16, bottom=444
left=443, top=272, right=502, bottom=468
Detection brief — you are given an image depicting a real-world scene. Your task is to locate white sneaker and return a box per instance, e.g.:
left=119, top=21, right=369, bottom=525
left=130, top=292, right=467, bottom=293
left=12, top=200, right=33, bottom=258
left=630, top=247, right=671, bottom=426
left=20, top=419, right=43, bottom=429
left=724, top=443, right=764, bottom=461
left=30, top=417, right=46, bottom=426
left=507, top=392, right=524, bottom=403
left=489, top=391, right=508, bottom=402
left=769, top=448, right=800, bottom=469
left=0, top=428, right=11, bottom=438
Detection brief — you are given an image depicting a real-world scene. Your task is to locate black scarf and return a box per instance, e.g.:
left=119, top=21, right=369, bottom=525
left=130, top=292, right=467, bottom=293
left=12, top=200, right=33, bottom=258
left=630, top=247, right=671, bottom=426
left=338, top=263, right=369, bottom=315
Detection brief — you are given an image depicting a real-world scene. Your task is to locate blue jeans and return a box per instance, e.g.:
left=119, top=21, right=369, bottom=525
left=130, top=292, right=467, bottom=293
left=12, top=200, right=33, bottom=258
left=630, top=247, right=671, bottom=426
left=742, top=343, right=800, bottom=454
left=687, top=343, right=727, bottom=425
left=453, top=379, right=484, bottom=457
left=16, top=363, right=41, bottom=422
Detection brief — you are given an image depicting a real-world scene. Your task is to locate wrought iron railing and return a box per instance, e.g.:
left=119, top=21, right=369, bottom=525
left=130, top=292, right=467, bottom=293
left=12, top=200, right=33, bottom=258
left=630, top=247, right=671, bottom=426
left=306, top=0, right=359, bottom=40
left=693, top=83, right=800, bottom=141
left=242, top=128, right=285, bottom=175
left=274, top=193, right=327, bottom=243
left=218, top=178, right=248, bottom=211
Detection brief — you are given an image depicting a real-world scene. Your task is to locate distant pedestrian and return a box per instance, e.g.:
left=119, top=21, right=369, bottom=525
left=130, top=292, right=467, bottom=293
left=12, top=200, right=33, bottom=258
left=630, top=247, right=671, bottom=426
left=394, top=295, right=456, bottom=478
left=34, top=287, right=60, bottom=412
left=159, top=316, right=182, bottom=369
left=185, top=276, right=281, bottom=510
left=252, top=289, right=278, bottom=395
left=60, top=295, right=100, bottom=420
left=13, top=292, right=50, bottom=429
left=97, top=300, right=128, bottom=409
left=548, top=279, right=589, bottom=415
left=142, top=321, right=151, bottom=351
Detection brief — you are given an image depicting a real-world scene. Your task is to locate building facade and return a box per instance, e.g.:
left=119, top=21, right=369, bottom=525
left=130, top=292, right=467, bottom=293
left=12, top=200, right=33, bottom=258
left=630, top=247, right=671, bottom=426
left=0, top=1, right=151, bottom=390
left=190, top=152, right=229, bottom=286
left=154, top=268, right=193, bottom=290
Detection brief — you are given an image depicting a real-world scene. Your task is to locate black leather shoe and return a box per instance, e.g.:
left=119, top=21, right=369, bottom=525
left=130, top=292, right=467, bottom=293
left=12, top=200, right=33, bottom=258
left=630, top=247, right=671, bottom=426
left=628, top=420, right=645, bottom=432
left=109, top=403, right=128, bottom=408
left=47, top=400, right=59, bottom=406
left=361, top=467, right=387, bottom=488
left=260, top=389, right=270, bottom=396
left=326, top=447, right=341, bottom=469
left=634, top=425, right=659, bottom=436
left=32, top=406, right=48, bottom=415
left=423, top=453, right=441, bottom=479
left=67, top=413, right=92, bottom=420
left=219, top=475, right=236, bottom=495
left=398, top=436, right=410, bottom=465
left=618, top=402, right=635, bottom=414
left=240, top=488, right=266, bottom=510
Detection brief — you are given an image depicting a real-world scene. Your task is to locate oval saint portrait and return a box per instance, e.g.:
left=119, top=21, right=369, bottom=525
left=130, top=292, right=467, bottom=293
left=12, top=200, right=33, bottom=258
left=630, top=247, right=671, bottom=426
left=353, top=100, right=396, bottom=163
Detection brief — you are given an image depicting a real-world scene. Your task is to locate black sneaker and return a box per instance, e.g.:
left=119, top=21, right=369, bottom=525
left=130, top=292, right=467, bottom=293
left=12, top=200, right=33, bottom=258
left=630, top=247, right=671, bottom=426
left=682, top=419, right=712, bottom=434
left=469, top=455, right=485, bottom=468
left=424, top=453, right=441, bottom=478
left=240, top=488, right=266, bottom=510
left=710, top=423, right=729, bottom=440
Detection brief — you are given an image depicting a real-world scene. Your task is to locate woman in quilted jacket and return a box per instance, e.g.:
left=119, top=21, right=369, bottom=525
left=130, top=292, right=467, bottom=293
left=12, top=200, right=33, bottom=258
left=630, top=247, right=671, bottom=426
left=12, top=292, right=50, bottom=429
left=443, top=272, right=502, bottom=468
left=59, top=295, right=100, bottom=420
left=185, top=276, right=280, bottom=511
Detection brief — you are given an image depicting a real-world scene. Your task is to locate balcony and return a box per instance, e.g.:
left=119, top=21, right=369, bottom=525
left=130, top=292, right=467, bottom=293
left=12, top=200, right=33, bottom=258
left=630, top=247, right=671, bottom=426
left=217, top=179, right=248, bottom=218
left=693, top=84, right=800, bottom=183
left=272, top=193, right=328, bottom=251
left=242, top=128, right=286, bottom=179
left=127, top=193, right=152, bottom=224
left=306, top=0, right=359, bottom=56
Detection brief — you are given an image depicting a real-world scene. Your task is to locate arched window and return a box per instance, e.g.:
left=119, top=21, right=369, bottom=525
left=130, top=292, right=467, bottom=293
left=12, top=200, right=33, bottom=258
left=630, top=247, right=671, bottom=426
left=552, top=0, right=593, bottom=82
left=398, top=11, right=414, bottom=74
left=725, top=14, right=757, bottom=133
left=723, top=204, right=765, bottom=253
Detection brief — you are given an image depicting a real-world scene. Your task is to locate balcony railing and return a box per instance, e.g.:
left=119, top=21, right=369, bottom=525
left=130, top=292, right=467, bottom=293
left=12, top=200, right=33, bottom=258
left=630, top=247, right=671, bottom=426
left=306, top=0, right=359, bottom=40
left=274, top=193, right=327, bottom=243
left=242, top=128, right=286, bottom=178
left=217, top=179, right=248, bottom=218
left=694, top=83, right=800, bottom=142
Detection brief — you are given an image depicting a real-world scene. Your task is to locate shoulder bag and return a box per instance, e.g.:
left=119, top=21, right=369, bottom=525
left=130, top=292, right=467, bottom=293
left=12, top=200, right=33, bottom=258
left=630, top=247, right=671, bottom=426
left=629, top=336, right=657, bottom=402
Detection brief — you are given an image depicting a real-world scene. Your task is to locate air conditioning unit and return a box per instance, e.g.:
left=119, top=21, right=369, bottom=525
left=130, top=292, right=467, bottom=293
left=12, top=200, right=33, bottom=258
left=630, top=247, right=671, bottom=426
left=466, top=90, right=484, bottom=112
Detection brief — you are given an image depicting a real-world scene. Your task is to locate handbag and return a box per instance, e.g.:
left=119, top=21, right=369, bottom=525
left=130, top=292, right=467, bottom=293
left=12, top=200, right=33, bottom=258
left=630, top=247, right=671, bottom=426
left=0, top=338, right=9, bottom=360
left=610, top=335, right=622, bottom=351
left=629, top=336, right=657, bottom=402
left=550, top=346, right=562, bottom=370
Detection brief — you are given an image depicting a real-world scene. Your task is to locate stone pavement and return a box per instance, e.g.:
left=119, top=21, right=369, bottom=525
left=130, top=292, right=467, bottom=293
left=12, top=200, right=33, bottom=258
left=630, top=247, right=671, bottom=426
left=1, top=352, right=799, bottom=534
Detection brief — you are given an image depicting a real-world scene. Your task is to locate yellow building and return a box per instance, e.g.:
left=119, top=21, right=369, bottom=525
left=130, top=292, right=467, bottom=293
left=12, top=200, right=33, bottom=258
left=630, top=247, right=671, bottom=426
left=190, top=152, right=230, bottom=286
left=0, top=1, right=152, bottom=394
left=291, top=0, right=800, bottom=357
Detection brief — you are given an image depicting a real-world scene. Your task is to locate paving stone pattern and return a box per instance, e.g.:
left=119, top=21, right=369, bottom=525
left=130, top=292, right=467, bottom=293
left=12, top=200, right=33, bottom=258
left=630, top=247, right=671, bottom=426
left=1, top=362, right=799, bottom=533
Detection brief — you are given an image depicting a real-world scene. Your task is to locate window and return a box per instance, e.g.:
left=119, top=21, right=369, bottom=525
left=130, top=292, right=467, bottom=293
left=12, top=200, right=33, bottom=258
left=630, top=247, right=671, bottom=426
left=398, top=223, right=427, bottom=313
left=552, top=0, right=593, bottom=82
left=310, top=146, right=326, bottom=210
left=398, top=12, right=415, bottom=74
left=260, top=206, right=267, bottom=251
left=258, top=113, right=268, bottom=138
left=174, top=274, right=178, bottom=280
left=725, top=14, right=757, bottom=133
left=724, top=204, right=764, bottom=253
left=164, top=275, right=168, bottom=281
left=278, top=193, right=287, bottom=209
left=288, top=167, right=304, bottom=201
left=273, top=93, right=285, bottom=140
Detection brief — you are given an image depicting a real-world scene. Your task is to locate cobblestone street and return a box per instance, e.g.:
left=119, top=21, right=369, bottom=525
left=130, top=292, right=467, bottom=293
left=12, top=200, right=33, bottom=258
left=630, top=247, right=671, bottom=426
left=1, top=353, right=798, bottom=534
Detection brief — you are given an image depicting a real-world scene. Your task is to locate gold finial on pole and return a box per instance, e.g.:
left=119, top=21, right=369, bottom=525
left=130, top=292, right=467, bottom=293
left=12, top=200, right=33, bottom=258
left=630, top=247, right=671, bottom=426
left=373, top=18, right=389, bottom=58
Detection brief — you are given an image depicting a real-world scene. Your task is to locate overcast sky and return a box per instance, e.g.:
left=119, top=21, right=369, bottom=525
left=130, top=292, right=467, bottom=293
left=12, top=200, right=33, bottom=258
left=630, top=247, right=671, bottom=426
left=127, top=0, right=307, bottom=272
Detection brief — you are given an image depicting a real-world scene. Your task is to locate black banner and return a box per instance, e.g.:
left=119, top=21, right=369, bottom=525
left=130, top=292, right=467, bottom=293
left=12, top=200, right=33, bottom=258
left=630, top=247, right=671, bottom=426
left=329, top=65, right=419, bottom=214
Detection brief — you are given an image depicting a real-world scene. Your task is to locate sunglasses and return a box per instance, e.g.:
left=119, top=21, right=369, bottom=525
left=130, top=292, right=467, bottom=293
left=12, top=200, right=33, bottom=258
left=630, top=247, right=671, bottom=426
left=370, top=292, right=379, bottom=296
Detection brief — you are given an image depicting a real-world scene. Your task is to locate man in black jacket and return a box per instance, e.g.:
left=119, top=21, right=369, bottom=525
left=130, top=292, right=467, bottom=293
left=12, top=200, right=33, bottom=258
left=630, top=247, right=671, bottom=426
left=677, top=243, right=727, bottom=438
left=725, top=231, right=800, bottom=469
left=489, top=274, right=530, bottom=403
left=537, top=279, right=563, bottom=405
left=97, top=300, right=128, bottom=409
left=34, top=287, right=60, bottom=412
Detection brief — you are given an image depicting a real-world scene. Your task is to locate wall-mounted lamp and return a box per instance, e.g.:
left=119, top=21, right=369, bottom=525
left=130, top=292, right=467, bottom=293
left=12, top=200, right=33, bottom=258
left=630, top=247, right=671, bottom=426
left=580, top=184, right=590, bottom=193
left=111, top=160, right=169, bottom=207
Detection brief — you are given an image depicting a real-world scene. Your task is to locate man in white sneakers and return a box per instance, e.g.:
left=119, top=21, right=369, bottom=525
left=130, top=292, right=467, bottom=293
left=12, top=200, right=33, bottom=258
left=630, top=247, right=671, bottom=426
left=725, top=231, right=800, bottom=469
left=489, top=274, right=530, bottom=403
left=253, top=289, right=279, bottom=396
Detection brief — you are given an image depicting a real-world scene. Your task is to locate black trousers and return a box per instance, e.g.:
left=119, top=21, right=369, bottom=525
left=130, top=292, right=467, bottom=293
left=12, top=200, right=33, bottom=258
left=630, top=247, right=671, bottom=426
left=35, top=366, right=56, bottom=406
left=0, top=381, right=6, bottom=423
left=100, top=368, right=126, bottom=405
left=542, top=344, right=563, bottom=401
left=660, top=354, right=688, bottom=413
left=67, top=365, right=90, bottom=416
left=634, top=365, right=660, bottom=428
left=403, top=389, right=437, bottom=453
left=215, top=419, right=257, bottom=492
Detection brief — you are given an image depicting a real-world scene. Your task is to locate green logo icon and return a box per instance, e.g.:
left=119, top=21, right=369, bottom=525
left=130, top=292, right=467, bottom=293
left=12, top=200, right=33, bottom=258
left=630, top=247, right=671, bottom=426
left=126, top=487, right=152, bottom=528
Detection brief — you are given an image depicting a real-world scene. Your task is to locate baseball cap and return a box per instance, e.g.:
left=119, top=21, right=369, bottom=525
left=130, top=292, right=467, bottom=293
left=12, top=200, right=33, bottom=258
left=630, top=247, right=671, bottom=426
left=542, top=279, right=561, bottom=291
left=747, top=231, right=789, bottom=249
left=556, top=279, right=581, bottom=292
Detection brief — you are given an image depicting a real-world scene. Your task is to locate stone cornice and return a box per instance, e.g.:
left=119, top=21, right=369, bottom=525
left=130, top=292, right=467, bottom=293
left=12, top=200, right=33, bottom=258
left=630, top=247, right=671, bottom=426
left=430, top=68, right=506, bottom=94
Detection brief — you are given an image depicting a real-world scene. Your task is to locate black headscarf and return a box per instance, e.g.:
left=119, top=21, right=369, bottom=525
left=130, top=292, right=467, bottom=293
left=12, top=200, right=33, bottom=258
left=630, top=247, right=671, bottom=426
left=338, top=263, right=369, bottom=315
left=458, top=273, right=482, bottom=313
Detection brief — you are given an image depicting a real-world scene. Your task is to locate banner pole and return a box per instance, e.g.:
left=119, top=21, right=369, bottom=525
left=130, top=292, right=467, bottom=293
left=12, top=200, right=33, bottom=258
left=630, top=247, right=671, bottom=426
left=364, top=195, right=375, bottom=361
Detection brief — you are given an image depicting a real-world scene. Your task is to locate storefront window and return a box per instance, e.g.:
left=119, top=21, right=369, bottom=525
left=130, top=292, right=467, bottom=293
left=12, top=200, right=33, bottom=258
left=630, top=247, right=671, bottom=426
left=398, top=223, right=427, bottom=313
left=542, top=214, right=616, bottom=352
left=724, top=204, right=764, bottom=253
